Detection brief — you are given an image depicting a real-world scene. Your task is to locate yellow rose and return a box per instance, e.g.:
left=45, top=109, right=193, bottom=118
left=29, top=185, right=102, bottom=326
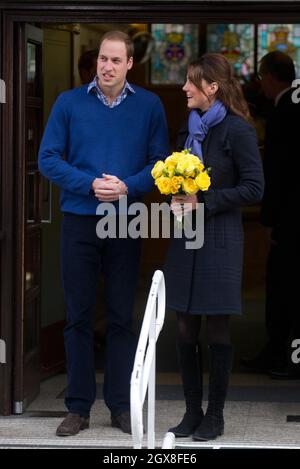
left=187, top=155, right=204, bottom=172
left=170, top=176, right=184, bottom=194
left=175, top=159, right=188, bottom=175
left=194, top=161, right=205, bottom=172
left=195, top=171, right=211, bottom=191
left=185, top=167, right=196, bottom=178
left=164, top=162, right=176, bottom=177
left=182, top=178, right=198, bottom=195
left=151, top=161, right=165, bottom=179
left=155, top=176, right=172, bottom=195
left=195, top=162, right=205, bottom=173
left=165, top=152, right=182, bottom=165
left=176, top=159, right=195, bottom=177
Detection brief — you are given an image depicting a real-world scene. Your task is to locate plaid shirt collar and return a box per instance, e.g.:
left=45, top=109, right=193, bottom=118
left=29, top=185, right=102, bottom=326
left=87, top=76, right=135, bottom=108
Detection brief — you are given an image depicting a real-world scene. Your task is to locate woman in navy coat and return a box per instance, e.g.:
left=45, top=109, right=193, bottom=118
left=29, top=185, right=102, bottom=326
left=165, top=53, right=264, bottom=441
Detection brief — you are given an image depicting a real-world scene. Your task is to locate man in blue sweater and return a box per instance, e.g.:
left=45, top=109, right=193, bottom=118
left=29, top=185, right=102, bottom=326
left=39, top=31, right=169, bottom=436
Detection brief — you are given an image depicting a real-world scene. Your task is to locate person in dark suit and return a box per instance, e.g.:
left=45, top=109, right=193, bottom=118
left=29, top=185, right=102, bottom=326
left=78, top=49, right=98, bottom=85
left=164, top=53, right=264, bottom=441
left=242, top=51, right=300, bottom=378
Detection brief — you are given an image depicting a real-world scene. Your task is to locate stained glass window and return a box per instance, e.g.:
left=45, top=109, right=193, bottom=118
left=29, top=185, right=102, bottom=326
left=151, top=24, right=199, bottom=84
left=258, top=24, right=300, bottom=76
left=207, top=24, right=255, bottom=81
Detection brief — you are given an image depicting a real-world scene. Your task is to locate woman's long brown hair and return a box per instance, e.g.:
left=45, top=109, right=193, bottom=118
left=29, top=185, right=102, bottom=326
left=187, top=53, right=251, bottom=122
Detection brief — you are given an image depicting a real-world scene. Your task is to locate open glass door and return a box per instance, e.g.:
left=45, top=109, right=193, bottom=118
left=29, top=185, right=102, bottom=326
left=13, top=24, right=44, bottom=413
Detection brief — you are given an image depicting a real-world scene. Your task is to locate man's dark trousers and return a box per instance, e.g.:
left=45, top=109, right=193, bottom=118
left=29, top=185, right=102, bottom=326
left=61, top=213, right=141, bottom=418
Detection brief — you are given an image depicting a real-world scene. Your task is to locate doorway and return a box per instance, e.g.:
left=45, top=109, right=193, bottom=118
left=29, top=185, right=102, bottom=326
left=14, top=23, right=266, bottom=413
left=1, top=2, right=300, bottom=418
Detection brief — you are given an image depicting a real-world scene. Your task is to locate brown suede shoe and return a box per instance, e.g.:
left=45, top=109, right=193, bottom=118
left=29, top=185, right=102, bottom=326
left=111, top=411, right=131, bottom=434
left=56, top=412, right=90, bottom=437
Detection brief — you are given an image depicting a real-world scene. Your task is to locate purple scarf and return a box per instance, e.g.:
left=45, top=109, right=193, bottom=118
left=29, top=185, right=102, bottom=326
left=184, top=100, right=227, bottom=161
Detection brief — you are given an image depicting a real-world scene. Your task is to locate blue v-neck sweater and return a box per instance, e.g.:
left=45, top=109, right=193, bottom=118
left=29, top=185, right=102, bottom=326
left=38, top=84, right=169, bottom=214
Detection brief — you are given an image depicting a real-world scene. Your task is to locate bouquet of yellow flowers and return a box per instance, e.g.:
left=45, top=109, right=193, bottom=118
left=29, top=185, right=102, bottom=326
left=151, top=149, right=211, bottom=224
left=151, top=149, right=211, bottom=196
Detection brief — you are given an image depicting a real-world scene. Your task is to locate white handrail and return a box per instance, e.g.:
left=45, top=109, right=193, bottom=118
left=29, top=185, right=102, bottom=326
left=0, top=339, right=6, bottom=364
left=130, top=270, right=166, bottom=449
left=162, top=432, right=176, bottom=449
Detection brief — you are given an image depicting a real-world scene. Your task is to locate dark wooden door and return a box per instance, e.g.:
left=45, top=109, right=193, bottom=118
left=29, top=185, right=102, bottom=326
left=13, top=24, right=44, bottom=413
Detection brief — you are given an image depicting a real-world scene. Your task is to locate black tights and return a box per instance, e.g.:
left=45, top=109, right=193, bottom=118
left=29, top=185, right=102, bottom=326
left=176, top=312, right=231, bottom=345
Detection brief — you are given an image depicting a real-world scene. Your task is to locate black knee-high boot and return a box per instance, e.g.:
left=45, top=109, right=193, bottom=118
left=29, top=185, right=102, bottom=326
left=168, top=342, right=204, bottom=437
left=193, top=343, right=233, bottom=441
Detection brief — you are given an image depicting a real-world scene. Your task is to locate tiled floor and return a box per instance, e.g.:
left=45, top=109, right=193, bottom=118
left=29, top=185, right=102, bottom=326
left=1, top=276, right=298, bottom=448
left=0, top=373, right=300, bottom=449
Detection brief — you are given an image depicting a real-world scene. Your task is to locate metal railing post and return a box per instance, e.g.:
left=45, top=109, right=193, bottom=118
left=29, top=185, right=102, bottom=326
left=130, top=270, right=165, bottom=449
left=147, top=307, right=156, bottom=449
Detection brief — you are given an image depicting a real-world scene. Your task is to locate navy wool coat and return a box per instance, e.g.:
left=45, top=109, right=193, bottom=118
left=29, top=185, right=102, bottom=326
left=164, top=113, right=265, bottom=315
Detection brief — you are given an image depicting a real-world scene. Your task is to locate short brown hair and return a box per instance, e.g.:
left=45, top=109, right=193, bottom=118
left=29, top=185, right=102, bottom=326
left=78, top=49, right=98, bottom=72
left=260, top=51, right=295, bottom=84
left=99, top=31, right=134, bottom=59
